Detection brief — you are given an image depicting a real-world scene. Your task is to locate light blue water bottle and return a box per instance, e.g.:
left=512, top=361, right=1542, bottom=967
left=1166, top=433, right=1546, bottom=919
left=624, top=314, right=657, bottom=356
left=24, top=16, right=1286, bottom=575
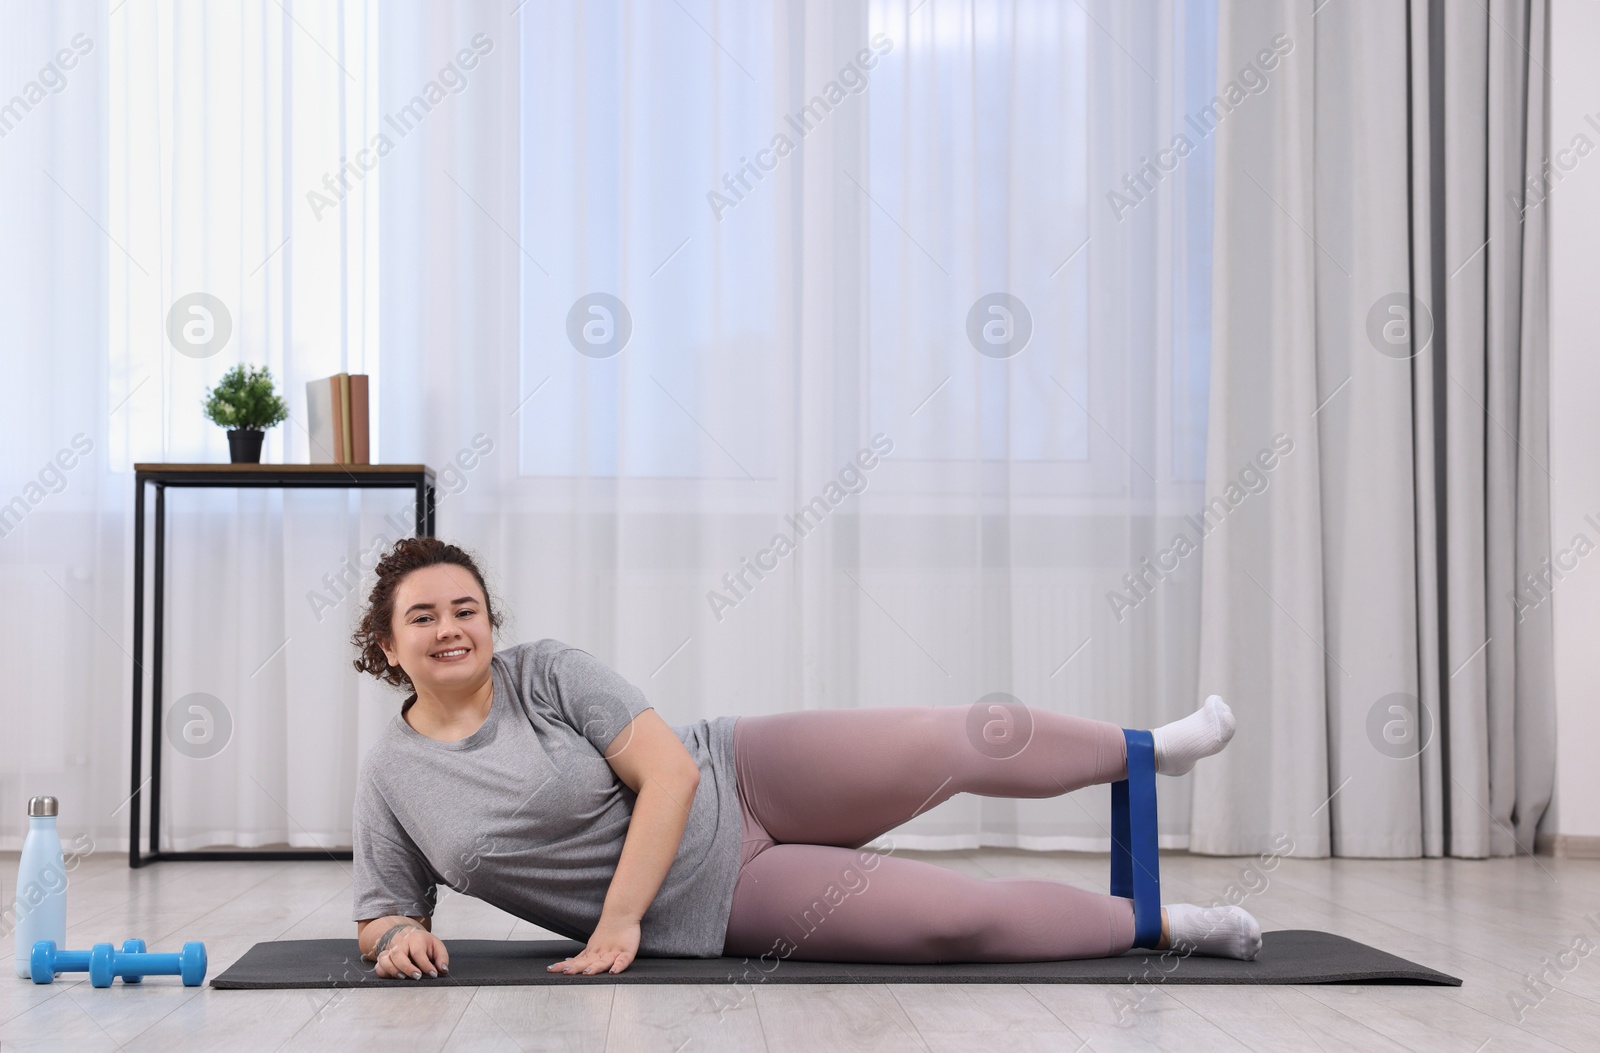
left=13, top=796, right=67, bottom=978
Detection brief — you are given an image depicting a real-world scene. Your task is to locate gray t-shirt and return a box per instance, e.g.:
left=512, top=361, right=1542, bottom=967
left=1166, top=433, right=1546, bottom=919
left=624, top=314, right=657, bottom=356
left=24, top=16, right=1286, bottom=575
left=351, top=639, right=743, bottom=958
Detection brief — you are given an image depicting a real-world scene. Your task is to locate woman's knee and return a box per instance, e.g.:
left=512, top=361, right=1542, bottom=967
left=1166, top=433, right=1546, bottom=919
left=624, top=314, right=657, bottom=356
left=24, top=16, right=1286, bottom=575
left=919, top=902, right=988, bottom=958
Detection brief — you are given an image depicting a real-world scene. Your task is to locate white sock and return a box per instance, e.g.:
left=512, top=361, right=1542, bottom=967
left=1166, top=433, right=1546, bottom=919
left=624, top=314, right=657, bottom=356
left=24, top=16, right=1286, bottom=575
left=1163, top=903, right=1262, bottom=960
left=1150, top=695, right=1235, bottom=775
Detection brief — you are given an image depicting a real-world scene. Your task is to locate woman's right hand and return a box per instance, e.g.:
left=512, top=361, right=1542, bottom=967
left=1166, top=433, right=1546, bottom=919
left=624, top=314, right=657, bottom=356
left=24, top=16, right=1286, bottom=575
left=373, top=924, right=450, bottom=980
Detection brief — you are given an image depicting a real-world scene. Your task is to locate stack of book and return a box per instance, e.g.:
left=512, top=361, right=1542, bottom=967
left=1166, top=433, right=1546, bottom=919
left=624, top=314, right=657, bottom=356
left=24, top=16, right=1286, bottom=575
left=306, top=373, right=370, bottom=464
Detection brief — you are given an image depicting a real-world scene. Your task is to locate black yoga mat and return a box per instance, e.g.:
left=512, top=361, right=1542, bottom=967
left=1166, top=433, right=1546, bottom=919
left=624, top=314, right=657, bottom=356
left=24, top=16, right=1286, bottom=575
left=209, top=930, right=1460, bottom=988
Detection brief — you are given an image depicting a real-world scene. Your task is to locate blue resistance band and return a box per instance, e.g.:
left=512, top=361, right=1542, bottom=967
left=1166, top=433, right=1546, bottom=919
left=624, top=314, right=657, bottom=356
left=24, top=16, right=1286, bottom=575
left=1110, top=728, right=1162, bottom=948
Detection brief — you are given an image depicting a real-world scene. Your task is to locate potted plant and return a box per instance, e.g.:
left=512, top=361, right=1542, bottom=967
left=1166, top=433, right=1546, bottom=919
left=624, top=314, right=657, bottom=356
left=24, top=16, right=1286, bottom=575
left=201, top=364, right=290, bottom=463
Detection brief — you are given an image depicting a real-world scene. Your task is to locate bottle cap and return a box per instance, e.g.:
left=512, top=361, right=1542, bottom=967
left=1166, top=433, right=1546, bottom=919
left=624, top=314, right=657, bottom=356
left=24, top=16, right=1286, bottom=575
left=28, top=796, right=58, bottom=817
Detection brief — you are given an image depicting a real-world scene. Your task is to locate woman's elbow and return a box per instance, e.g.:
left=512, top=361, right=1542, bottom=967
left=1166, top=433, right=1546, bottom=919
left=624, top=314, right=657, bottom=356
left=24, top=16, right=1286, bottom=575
left=668, top=758, right=707, bottom=790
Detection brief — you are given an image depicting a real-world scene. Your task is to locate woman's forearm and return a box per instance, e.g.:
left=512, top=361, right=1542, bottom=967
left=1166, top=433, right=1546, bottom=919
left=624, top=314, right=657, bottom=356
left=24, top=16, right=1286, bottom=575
left=601, top=771, right=699, bottom=924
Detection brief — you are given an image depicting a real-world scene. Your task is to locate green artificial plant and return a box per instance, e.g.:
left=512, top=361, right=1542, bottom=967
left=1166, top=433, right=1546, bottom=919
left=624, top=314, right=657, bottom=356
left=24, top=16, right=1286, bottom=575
left=201, top=363, right=290, bottom=431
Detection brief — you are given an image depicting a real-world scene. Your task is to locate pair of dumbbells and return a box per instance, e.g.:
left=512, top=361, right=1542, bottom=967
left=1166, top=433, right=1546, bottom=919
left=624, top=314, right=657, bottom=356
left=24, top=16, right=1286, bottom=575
left=29, top=939, right=207, bottom=988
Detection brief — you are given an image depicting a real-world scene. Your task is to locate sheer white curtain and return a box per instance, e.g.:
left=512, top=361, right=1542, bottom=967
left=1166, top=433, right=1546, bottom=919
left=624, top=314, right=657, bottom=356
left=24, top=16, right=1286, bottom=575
left=109, top=1, right=384, bottom=852
left=0, top=0, right=114, bottom=850
left=2, top=0, right=383, bottom=853
left=388, top=0, right=1220, bottom=851
left=2, top=0, right=1218, bottom=855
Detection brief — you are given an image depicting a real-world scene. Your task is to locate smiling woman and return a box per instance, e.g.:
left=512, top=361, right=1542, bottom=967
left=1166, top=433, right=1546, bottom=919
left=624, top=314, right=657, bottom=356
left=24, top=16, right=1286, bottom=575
left=373, top=565, right=499, bottom=743
left=349, top=537, right=505, bottom=693
left=347, top=536, right=732, bottom=979
left=346, top=536, right=1262, bottom=981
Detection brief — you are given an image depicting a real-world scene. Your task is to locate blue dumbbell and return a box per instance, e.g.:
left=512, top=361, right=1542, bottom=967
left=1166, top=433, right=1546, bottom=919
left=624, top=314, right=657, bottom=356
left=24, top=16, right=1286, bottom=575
left=117, top=939, right=147, bottom=983
left=89, top=941, right=206, bottom=988
left=29, top=938, right=206, bottom=987
left=29, top=940, right=141, bottom=984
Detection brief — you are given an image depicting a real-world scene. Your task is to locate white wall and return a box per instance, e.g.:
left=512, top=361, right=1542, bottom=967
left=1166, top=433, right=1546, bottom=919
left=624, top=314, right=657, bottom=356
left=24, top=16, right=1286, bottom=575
left=1546, top=0, right=1600, bottom=842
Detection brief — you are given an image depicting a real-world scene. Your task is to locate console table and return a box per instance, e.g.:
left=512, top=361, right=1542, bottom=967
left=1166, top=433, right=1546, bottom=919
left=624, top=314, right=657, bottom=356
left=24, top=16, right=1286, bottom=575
left=129, top=463, right=436, bottom=867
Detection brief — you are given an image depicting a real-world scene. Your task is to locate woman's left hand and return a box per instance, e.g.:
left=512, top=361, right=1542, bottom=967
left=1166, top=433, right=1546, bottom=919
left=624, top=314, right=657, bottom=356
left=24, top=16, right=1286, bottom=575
left=547, top=915, right=641, bottom=975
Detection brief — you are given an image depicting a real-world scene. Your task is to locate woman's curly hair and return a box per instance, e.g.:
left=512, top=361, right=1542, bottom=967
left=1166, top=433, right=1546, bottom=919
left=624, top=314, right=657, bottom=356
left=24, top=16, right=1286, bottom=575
left=350, top=536, right=505, bottom=690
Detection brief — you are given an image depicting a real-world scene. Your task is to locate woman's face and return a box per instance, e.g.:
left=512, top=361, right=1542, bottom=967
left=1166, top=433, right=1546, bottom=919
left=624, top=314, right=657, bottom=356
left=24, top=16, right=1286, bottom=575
left=379, top=564, right=494, bottom=692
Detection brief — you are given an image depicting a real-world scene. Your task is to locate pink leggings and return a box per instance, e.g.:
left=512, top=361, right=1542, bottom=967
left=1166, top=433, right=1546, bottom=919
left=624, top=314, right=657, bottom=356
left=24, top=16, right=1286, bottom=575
left=722, top=702, right=1139, bottom=964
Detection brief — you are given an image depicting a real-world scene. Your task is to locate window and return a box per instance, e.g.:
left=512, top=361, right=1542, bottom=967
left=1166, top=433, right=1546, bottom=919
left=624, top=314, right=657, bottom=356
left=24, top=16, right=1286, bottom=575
left=517, top=0, right=1215, bottom=493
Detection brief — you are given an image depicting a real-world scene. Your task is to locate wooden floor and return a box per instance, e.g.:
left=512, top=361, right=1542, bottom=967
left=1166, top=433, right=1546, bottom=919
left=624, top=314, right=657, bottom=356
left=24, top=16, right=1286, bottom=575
left=2, top=847, right=1597, bottom=1051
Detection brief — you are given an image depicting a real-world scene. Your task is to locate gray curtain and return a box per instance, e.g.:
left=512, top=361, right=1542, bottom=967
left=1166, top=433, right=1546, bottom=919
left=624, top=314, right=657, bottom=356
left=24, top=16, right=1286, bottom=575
left=1190, top=0, right=1553, bottom=858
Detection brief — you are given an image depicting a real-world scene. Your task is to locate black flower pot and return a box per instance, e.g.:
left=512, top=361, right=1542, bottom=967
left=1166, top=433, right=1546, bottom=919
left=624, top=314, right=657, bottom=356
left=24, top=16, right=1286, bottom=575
left=227, top=429, right=265, bottom=463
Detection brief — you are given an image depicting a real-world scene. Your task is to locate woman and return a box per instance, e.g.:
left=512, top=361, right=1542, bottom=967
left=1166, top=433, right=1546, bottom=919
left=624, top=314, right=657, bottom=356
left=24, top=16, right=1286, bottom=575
left=350, top=537, right=1262, bottom=980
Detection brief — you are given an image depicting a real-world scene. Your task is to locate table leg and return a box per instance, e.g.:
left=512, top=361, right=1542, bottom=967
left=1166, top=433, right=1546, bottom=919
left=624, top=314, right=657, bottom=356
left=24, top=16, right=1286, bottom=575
left=151, top=483, right=166, bottom=860
left=130, top=478, right=146, bottom=867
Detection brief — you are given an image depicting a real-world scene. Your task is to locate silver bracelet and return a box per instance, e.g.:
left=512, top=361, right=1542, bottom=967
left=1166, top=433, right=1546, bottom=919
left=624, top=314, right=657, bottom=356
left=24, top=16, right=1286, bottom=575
left=373, top=922, right=417, bottom=959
